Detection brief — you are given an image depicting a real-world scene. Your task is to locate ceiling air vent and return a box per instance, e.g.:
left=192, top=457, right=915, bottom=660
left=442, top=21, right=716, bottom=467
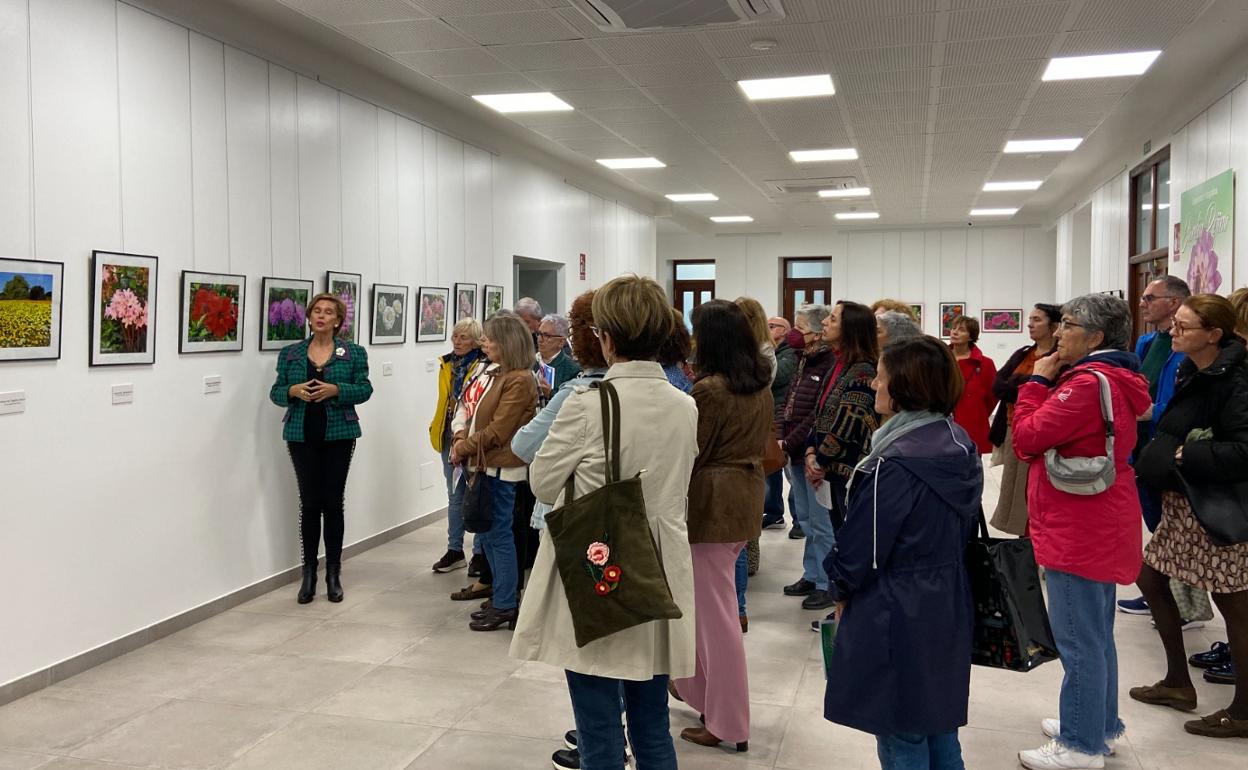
left=570, top=0, right=785, bottom=32
left=767, top=177, right=861, bottom=195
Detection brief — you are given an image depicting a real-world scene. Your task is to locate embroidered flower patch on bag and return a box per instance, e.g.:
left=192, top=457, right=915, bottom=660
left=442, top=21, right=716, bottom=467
left=583, top=538, right=623, bottom=595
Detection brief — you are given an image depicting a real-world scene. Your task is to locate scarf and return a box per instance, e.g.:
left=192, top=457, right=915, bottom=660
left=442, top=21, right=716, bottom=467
left=846, top=410, right=946, bottom=500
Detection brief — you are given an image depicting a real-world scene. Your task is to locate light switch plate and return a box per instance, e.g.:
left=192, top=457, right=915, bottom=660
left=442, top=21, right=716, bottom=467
left=0, top=390, right=26, bottom=416
left=111, top=384, right=134, bottom=405
left=203, top=375, right=222, bottom=394
left=382, top=362, right=394, bottom=377
left=425, top=359, right=435, bottom=372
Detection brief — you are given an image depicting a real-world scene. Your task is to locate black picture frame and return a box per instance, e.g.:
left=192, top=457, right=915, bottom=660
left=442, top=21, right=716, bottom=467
left=325, top=270, right=363, bottom=344
left=90, top=250, right=159, bottom=367
left=416, top=285, right=450, bottom=343
left=259, top=276, right=314, bottom=352
left=178, top=270, right=246, bottom=354
left=370, top=283, right=409, bottom=345
left=454, top=282, right=477, bottom=323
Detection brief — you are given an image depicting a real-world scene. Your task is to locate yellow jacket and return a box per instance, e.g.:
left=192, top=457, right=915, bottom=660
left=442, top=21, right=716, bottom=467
left=429, top=351, right=487, bottom=452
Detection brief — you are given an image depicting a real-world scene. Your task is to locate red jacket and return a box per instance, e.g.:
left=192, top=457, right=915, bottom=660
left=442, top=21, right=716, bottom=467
left=952, top=345, right=998, bottom=454
left=1012, top=353, right=1152, bottom=584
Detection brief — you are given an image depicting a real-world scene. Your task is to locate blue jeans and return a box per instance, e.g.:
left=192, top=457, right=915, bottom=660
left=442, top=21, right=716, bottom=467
left=441, top=447, right=482, bottom=555
left=764, top=468, right=785, bottom=520
left=735, top=549, right=748, bottom=616
left=479, top=475, right=519, bottom=610
left=785, top=462, right=835, bottom=590
left=566, top=670, right=675, bottom=770
left=876, top=731, right=965, bottom=770
left=1046, top=569, right=1124, bottom=756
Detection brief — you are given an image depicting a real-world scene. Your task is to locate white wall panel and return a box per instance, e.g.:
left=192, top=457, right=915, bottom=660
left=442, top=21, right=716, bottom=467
left=845, top=232, right=883, bottom=305
left=189, top=33, right=228, bottom=273
left=435, top=133, right=465, bottom=291
left=396, top=116, right=425, bottom=286
left=421, top=125, right=438, bottom=286
left=376, top=110, right=398, bottom=283
left=296, top=75, right=340, bottom=277
left=464, top=144, right=493, bottom=284
left=0, top=0, right=31, bottom=257
left=939, top=229, right=968, bottom=304
left=268, top=65, right=298, bottom=277
left=224, top=47, right=271, bottom=279
left=339, top=93, right=379, bottom=278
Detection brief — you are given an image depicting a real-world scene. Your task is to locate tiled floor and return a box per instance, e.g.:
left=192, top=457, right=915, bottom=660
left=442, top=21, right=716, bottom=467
left=2, top=468, right=1245, bottom=769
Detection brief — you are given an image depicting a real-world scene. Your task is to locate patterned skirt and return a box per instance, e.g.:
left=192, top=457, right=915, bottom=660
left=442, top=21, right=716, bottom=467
left=1144, top=491, right=1248, bottom=594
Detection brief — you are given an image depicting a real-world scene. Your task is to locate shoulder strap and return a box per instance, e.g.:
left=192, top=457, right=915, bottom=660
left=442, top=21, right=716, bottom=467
left=560, top=380, right=623, bottom=504
left=1091, top=370, right=1115, bottom=455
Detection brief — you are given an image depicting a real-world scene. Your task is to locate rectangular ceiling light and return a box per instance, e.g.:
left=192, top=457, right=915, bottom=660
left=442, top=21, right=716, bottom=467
left=738, top=74, right=835, bottom=101
left=1004, top=138, right=1082, bottom=153
left=597, top=157, right=665, bottom=169
left=666, top=193, right=719, bottom=202
left=835, top=212, right=879, bottom=220
left=970, top=208, right=1019, bottom=217
left=789, top=148, right=858, bottom=163
left=983, top=180, right=1043, bottom=192
left=1043, top=51, right=1162, bottom=81
left=710, top=215, right=753, bottom=223
left=471, top=92, right=573, bottom=113
left=818, top=187, right=871, bottom=198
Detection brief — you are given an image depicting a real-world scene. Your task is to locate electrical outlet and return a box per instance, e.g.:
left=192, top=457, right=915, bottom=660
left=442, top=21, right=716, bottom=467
left=426, top=359, right=435, bottom=372
left=382, top=362, right=394, bottom=377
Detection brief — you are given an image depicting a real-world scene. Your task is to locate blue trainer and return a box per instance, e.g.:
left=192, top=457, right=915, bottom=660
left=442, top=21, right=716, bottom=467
left=1117, top=596, right=1150, bottom=615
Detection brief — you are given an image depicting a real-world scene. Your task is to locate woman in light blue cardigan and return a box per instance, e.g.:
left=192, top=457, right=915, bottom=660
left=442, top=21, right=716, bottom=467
left=511, top=291, right=607, bottom=530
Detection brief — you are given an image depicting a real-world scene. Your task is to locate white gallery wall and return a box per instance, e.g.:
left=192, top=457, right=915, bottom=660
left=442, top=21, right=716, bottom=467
left=0, top=0, right=654, bottom=688
left=658, top=226, right=1056, bottom=363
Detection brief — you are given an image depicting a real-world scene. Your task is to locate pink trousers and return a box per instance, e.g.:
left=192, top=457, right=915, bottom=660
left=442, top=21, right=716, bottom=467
left=673, top=541, right=750, bottom=743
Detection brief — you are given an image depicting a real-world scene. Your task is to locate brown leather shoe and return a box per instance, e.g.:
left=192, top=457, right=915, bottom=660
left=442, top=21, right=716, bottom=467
left=680, top=726, right=747, bottom=752
left=1128, top=681, right=1198, bottom=712
left=739, top=615, right=748, bottom=634
left=450, top=582, right=492, bottom=601
left=1184, top=709, right=1248, bottom=738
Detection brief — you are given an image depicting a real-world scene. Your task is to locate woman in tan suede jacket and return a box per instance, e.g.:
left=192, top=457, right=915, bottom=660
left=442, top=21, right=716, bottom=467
left=671, top=300, right=773, bottom=754
left=450, top=314, right=538, bottom=631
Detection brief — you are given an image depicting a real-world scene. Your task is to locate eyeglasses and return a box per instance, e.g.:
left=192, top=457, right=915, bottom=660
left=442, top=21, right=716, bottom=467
left=1058, top=320, right=1085, bottom=331
left=1172, top=320, right=1208, bottom=335
left=766, top=322, right=787, bottom=329
left=1141, top=294, right=1179, bottom=304
left=536, top=332, right=565, bottom=341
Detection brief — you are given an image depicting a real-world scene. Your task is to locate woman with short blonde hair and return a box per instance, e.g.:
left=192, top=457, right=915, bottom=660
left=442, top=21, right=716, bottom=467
left=871, top=298, right=918, bottom=322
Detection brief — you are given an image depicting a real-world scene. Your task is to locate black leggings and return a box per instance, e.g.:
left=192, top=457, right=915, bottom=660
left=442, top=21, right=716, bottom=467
left=288, top=440, right=355, bottom=567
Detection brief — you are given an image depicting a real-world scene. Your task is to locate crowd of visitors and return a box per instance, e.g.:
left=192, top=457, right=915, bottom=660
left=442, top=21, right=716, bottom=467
left=270, top=277, right=1248, bottom=770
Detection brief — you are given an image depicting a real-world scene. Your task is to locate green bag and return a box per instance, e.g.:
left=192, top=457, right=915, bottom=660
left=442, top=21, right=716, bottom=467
left=542, top=380, right=683, bottom=648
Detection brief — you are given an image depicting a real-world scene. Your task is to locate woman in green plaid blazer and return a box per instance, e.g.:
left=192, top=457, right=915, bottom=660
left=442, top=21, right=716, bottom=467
left=269, top=293, right=373, bottom=605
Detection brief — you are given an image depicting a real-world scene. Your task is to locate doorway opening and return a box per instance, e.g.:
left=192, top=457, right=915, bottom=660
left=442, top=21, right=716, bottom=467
left=782, top=258, right=832, bottom=320
left=513, top=255, right=564, bottom=317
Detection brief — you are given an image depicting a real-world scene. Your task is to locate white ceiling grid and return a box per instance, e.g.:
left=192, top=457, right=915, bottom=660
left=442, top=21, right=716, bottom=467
left=274, top=0, right=1208, bottom=227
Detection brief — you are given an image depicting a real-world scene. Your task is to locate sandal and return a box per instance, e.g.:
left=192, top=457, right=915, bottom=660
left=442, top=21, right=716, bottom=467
left=451, top=583, right=493, bottom=601
left=1184, top=709, right=1248, bottom=738
left=1128, top=681, right=1197, bottom=712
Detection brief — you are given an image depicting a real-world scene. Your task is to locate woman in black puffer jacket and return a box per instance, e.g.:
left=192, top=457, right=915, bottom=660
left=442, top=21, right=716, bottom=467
left=1134, top=293, right=1248, bottom=739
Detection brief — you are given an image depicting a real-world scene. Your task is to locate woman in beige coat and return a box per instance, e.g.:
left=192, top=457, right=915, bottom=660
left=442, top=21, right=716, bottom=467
left=510, top=275, right=698, bottom=770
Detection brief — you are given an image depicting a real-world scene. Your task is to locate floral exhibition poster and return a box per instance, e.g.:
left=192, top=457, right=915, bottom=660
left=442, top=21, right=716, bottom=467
left=1179, top=169, right=1234, bottom=294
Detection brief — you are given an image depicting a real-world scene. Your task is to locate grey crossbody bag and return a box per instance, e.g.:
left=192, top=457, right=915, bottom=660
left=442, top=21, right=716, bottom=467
left=1044, top=370, right=1116, bottom=495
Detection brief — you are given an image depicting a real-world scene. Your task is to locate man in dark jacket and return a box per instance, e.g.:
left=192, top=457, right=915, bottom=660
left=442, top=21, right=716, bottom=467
left=763, top=316, right=798, bottom=529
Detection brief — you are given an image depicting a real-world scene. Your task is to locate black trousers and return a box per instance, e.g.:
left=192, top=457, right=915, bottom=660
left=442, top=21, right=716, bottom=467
left=287, top=439, right=355, bottom=567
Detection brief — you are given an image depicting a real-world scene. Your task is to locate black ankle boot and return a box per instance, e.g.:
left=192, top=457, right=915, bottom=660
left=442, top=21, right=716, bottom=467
left=325, top=564, right=343, bottom=603
left=297, top=562, right=317, bottom=604
left=468, top=606, right=517, bottom=632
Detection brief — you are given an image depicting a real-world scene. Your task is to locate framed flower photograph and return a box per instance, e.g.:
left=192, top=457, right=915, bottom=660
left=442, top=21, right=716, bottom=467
left=326, top=270, right=362, bottom=344
left=417, top=286, right=450, bottom=343
left=370, top=283, right=409, bottom=345
left=483, top=284, right=504, bottom=320
left=90, top=250, right=158, bottom=367
left=454, top=282, right=477, bottom=323
left=908, top=303, right=924, bottom=329
left=179, top=271, right=245, bottom=353
left=939, top=302, right=966, bottom=339
left=260, top=276, right=313, bottom=352
left=982, top=308, right=1023, bottom=333
left=0, top=257, right=64, bottom=363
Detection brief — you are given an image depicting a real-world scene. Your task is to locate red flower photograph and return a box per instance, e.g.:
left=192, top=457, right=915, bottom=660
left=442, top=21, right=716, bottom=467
left=180, top=271, right=245, bottom=353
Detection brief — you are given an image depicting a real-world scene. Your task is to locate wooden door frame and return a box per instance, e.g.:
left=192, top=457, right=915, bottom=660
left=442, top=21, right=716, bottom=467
left=781, top=257, right=832, bottom=321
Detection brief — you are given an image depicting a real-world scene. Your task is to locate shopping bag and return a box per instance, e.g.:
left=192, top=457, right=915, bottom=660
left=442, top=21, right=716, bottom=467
left=819, top=615, right=839, bottom=681
left=965, top=509, right=1059, bottom=671
left=543, top=381, right=683, bottom=648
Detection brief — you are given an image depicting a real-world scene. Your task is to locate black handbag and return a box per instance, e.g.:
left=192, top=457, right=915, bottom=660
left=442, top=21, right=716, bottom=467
left=965, top=508, right=1059, bottom=672
left=462, top=446, right=495, bottom=534
left=1177, top=470, right=1248, bottom=546
left=543, top=380, right=683, bottom=648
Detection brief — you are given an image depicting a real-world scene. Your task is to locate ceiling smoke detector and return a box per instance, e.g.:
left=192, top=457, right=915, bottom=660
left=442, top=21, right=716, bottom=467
left=569, top=0, right=786, bottom=32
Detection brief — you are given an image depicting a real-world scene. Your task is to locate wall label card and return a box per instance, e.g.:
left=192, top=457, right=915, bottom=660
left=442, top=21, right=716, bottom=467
left=203, top=375, right=222, bottom=395
left=111, top=384, right=134, bottom=405
left=0, top=390, right=26, bottom=415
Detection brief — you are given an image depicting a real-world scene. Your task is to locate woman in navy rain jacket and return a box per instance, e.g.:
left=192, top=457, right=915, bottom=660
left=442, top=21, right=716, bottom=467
left=824, top=336, right=983, bottom=769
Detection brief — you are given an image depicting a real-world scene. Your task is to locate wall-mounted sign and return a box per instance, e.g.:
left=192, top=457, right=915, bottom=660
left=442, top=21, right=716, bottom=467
left=1179, top=168, right=1234, bottom=293
left=579, top=253, right=586, bottom=281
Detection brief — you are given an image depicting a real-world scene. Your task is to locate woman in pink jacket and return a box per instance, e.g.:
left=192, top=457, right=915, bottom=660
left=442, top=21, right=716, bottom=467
left=1011, top=294, right=1152, bottom=770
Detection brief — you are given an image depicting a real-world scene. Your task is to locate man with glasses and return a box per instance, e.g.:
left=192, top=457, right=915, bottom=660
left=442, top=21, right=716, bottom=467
left=1118, top=276, right=1192, bottom=618
left=536, top=313, right=580, bottom=398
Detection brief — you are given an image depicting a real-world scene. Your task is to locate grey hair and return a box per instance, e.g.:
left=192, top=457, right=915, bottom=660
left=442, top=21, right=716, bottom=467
left=1155, top=275, right=1191, bottom=299
left=878, top=310, right=922, bottom=345
left=540, top=313, right=569, bottom=337
left=515, top=296, right=543, bottom=319
left=451, top=317, right=484, bottom=345
left=489, top=308, right=517, bottom=320
left=1062, top=293, right=1132, bottom=351
left=795, top=303, right=830, bottom=329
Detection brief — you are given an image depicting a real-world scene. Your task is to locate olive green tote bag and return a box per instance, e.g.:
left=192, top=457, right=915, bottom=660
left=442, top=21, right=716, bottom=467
left=542, top=381, right=683, bottom=648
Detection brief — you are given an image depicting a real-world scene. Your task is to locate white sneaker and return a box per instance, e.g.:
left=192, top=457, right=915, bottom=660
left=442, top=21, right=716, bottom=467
left=1019, top=739, right=1104, bottom=769
left=1040, top=719, right=1117, bottom=755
